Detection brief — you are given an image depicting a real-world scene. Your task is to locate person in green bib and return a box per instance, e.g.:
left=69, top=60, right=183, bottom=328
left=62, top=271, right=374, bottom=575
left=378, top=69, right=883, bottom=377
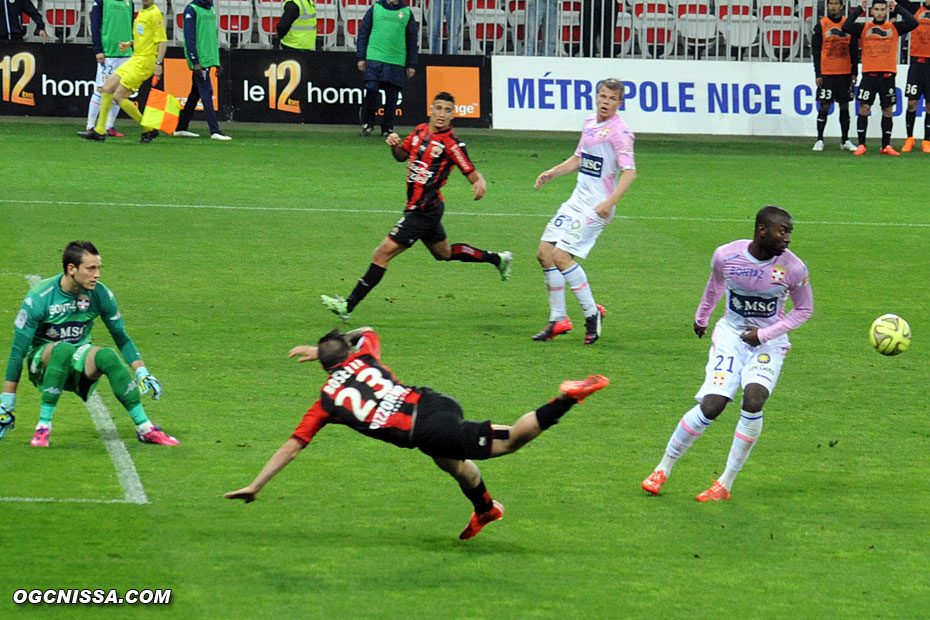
left=173, top=0, right=231, bottom=140
left=357, top=0, right=419, bottom=138
left=85, top=0, right=134, bottom=138
left=0, top=241, right=179, bottom=448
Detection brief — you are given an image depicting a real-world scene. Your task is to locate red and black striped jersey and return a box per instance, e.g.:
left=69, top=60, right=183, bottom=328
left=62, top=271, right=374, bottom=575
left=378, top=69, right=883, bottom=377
left=292, top=331, right=422, bottom=449
left=400, top=123, right=476, bottom=211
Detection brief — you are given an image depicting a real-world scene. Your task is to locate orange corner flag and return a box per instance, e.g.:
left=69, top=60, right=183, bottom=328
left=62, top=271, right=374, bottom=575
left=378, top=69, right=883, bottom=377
left=141, top=89, right=181, bottom=134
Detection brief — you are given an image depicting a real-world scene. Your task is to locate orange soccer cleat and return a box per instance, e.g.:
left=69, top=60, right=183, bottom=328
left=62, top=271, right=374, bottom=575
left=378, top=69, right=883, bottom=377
left=852, top=144, right=867, bottom=156
left=532, top=317, right=573, bottom=341
left=559, top=374, right=610, bottom=402
left=901, top=137, right=915, bottom=152
left=459, top=500, right=505, bottom=540
left=880, top=145, right=901, bottom=156
left=696, top=479, right=731, bottom=502
left=642, top=469, right=668, bottom=496
left=922, top=140, right=930, bottom=153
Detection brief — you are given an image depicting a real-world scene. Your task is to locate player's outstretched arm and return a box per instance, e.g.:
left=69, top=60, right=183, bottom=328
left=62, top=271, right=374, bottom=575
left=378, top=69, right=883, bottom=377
left=224, top=438, right=304, bottom=503
left=534, top=155, right=581, bottom=189
left=289, top=345, right=319, bottom=363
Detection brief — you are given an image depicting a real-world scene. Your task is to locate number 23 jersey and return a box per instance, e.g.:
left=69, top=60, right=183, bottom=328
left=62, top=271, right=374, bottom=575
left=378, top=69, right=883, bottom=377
left=292, top=331, right=423, bottom=448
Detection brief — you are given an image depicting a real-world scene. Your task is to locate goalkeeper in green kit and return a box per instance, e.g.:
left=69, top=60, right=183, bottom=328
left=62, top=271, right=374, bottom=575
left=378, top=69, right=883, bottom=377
left=0, top=241, right=178, bottom=447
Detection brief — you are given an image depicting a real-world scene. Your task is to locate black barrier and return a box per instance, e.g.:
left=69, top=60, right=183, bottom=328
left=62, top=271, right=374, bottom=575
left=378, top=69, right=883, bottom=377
left=0, top=43, right=491, bottom=128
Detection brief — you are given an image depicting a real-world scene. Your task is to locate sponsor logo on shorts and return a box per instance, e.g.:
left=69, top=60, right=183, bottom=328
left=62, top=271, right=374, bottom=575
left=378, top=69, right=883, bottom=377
left=757, top=353, right=771, bottom=364
left=712, top=371, right=726, bottom=386
left=728, top=292, right=777, bottom=318
left=579, top=153, right=603, bottom=177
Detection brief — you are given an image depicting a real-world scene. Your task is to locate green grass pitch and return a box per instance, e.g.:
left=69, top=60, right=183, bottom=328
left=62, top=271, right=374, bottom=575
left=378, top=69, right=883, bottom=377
left=0, top=119, right=927, bottom=618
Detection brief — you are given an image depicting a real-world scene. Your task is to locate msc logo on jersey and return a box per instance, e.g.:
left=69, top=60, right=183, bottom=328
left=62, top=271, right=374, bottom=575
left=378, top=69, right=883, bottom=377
left=45, top=322, right=87, bottom=343
left=77, top=295, right=91, bottom=310
left=580, top=153, right=603, bottom=177
left=771, top=266, right=786, bottom=283
left=757, top=353, right=771, bottom=364
left=729, top=293, right=777, bottom=318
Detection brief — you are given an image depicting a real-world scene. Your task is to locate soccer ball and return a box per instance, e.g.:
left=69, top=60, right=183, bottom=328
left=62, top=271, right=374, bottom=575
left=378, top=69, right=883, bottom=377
left=869, top=314, right=911, bottom=356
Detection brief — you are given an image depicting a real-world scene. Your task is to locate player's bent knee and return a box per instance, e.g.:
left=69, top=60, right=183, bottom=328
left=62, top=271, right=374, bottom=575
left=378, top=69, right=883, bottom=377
left=699, top=395, right=728, bottom=420
left=45, top=341, right=77, bottom=367
left=741, top=385, right=769, bottom=413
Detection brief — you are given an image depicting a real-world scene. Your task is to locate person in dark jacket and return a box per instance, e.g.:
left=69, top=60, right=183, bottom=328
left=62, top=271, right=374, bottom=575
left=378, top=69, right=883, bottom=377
left=0, top=0, right=48, bottom=41
left=356, top=0, right=418, bottom=138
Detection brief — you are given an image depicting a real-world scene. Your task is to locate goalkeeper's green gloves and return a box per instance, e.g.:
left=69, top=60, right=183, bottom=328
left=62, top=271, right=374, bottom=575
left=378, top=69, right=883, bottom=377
left=135, top=367, right=163, bottom=400
left=0, top=392, right=15, bottom=440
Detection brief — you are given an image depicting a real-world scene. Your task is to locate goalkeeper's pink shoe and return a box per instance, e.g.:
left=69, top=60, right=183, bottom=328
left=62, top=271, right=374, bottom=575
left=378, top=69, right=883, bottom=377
left=642, top=469, right=667, bottom=495
left=696, top=479, right=731, bottom=502
left=559, top=374, right=610, bottom=402
left=137, top=426, right=180, bottom=446
left=459, top=500, right=505, bottom=540
left=30, top=427, right=50, bottom=447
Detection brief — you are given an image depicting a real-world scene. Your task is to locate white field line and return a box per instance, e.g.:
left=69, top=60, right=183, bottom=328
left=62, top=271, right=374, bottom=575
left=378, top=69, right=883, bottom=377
left=1, top=275, right=149, bottom=505
left=1, top=198, right=928, bottom=228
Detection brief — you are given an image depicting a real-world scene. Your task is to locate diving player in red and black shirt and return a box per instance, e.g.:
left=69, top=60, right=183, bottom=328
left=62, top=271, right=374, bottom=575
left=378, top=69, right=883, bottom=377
left=225, top=327, right=609, bottom=539
left=321, top=92, right=514, bottom=321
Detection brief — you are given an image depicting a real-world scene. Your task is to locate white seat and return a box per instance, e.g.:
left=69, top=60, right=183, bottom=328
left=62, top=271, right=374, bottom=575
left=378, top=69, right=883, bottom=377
left=761, top=15, right=802, bottom=60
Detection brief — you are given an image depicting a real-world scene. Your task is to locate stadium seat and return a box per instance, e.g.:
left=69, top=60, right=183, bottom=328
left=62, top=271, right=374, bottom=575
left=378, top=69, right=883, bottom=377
left=757, top=0, right=795, bottom=20
left=43, top=0, right=81, bottom=42
left=424, top=0, right=466, bottom=53
left=631, top=2, right=675, bottom=58
left=215, top=0, right=254, bottom=47
left=761, top=15, right=802, bottom=60
left=797, top=0, right=816, bottom=43
left=315, top=0, right=340, bottom=49
left=339, top=0, right=371, bottom=50
left=558, top=0, right=583, bottom=56
left=506, top=0, right=528, bottom=53
left=614, top=9, right=634, bottom=57
left=716, top=0, right=757, bottom=58
left=169, top=0, right=188, bottom=43
left=466, top=0, right=508, bottom=54
left=255, top=0, right=283, bottom=46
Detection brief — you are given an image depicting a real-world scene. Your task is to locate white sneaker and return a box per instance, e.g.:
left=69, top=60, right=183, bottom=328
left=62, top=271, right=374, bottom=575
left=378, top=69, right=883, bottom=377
left=211, top=133, right=232, bottom=141
left=841, top=140, right=857, bottom=151
left=812, top=140, right=824, bottom=151
left=173, top=130, right=200, bottom=137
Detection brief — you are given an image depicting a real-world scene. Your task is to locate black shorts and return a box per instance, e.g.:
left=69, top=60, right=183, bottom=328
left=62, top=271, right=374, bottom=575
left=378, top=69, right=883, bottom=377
left=388, top=205, right=447, bottom=248
left=905, top=59, right=930, bottom=101
left=856, top=73, right=897, bottom=108
left=817, top=74, right=854, bottom=104
left=411, top=389, right=493, bottom=460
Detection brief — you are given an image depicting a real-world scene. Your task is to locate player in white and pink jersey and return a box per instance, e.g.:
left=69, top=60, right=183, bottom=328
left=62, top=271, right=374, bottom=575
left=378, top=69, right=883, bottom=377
left=532, top=78, right=637, bottom=345
left=642, top=206, right=814, bottom=502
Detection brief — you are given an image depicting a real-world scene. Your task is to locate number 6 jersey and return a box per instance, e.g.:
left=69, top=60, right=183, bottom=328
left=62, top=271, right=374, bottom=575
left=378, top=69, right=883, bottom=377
left=292, top=331, right=423, bottom=448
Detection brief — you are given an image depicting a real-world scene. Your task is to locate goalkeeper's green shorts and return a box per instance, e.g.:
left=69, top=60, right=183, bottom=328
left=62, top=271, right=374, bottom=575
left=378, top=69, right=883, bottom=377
left=26, top=343, right=100, bottom=402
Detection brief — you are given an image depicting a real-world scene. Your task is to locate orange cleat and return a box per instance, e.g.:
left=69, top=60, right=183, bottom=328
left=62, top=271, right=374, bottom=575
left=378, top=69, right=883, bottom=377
left=559, top=374, right=609, bottom=402
left=901, top=137, right=915, bottom=152
left=880, top=145, right=901, bottom=156
left=852, top=144, right=867, bottom=156
left=459, top=500, right=505, bottom=540
left=922, top=140, right=930, bottom=153
left=696, top=479, right=731, bottom=502
left=642, top=469, right=667, bottom=496
left=532, top=317, right=573, bottom=341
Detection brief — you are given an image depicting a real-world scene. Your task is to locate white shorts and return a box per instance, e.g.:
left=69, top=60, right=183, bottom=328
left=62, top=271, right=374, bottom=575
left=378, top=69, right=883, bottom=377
left=694, top=321, right=789, bottom=402
left=95, top=56, right=130, bottom=89
left=540, top=199, right=607, bottom=260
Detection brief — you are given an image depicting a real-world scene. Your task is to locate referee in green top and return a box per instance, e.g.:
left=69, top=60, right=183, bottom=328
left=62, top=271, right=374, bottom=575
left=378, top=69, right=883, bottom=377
left=173, top=0, right=232, bottom=140
left=357, top=0, right=419, bottom=138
